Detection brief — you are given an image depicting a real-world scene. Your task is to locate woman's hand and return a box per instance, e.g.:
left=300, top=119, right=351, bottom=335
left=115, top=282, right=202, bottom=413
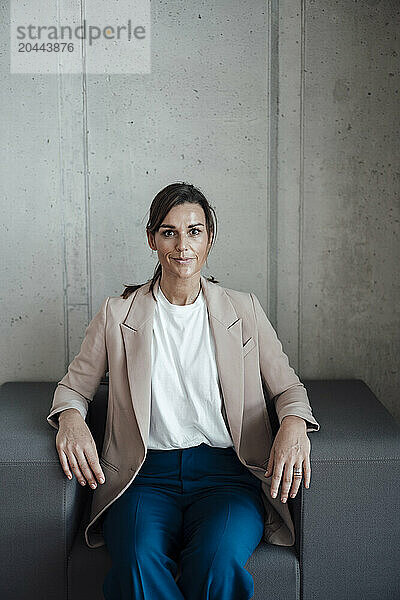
left=56, top=408, right=106, bottom=489
left=264, top=415, right=311, bottom=503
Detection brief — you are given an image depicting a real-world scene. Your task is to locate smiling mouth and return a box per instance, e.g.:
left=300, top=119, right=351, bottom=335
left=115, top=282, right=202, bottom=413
left=172, top=258, right=194, bottom=262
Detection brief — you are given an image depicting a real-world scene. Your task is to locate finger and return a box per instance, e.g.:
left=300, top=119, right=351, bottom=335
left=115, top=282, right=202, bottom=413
left=67, top=451, right=87, bottom=486
left=85, top=450, right=106, bottom=485
left=58, top=449, right=73, bottom=480
left=264, top=449, right=274, bottom=477
left=280, top=462, right=295, bottom=503
left=75, top=449, right=100, bottom=489
left=289, top=462, right=304, bottom=498
left=303, top=454, right=311, bottom=489
left=270, top=459, right=285, bottom=499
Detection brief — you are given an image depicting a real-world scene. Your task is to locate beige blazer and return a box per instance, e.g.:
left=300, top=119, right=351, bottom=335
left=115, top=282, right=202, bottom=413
left=47, top=274, right=320, bottom=548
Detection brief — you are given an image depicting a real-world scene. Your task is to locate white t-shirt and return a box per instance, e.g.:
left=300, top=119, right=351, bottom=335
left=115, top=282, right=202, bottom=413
left=147, top=282, right=234, bottom=450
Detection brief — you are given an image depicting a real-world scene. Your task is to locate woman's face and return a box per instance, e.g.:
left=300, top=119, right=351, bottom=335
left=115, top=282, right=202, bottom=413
left=147, top=202, right=212, bottom=282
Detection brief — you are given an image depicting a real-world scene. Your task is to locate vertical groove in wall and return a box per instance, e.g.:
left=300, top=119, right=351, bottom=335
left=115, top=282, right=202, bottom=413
left=266, top=0, right=271, bottom=315
left=267, top=0, right=279, bottom=322
left=298, top=0, right=306, bottom=372
left=56, top=0, right=70, bottom=368
left=56, top=0, right=91, bottom=369
left=80, top=0, right=92, bottom=321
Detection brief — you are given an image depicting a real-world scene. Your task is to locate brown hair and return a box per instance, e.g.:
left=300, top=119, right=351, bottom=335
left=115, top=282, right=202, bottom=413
left=121, top=182, right=219, bottom=301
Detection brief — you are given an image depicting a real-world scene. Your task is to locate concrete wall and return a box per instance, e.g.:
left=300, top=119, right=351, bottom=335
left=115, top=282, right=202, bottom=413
left=1, top=0, right=269, bottom=371
left=1, top=0, right=399, bottom=423
left=277, top=0, right=399, bottom=424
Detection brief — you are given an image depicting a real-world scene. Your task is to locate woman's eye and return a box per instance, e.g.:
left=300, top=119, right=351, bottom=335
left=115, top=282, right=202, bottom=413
left=162, top=229, right=202, bottom=237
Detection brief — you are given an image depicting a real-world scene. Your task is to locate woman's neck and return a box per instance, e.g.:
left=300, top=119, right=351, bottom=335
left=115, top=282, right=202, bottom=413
left=159, top=274, right=201, bottom=305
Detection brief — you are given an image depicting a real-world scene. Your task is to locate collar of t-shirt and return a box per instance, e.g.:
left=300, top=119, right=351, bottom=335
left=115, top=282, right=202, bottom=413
left=157, top=283, right=204, bottom=315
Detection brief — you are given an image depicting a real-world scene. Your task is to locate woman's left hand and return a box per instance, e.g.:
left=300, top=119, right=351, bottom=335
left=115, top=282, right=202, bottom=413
left=264, top=415, right=311, bottom=503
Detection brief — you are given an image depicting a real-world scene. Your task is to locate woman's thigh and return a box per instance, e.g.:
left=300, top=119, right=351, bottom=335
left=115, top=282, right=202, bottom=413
left=179, top=486, right=265, bottom=576
left=102, top=486, right=184, bottom=565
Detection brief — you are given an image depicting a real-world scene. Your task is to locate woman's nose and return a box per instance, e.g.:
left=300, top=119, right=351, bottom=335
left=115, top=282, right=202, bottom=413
left=175, top=235, right=189, bottom=251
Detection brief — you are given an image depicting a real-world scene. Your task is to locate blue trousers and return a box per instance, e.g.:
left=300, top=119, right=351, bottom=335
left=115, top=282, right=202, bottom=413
left=102, top=442, right=265, bottom=600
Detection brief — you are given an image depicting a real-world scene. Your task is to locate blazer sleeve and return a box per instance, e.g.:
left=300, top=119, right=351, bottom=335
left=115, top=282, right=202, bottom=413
left=46, top=296, right=110, bottom=431
left=250, top=292, right=320, bottom=433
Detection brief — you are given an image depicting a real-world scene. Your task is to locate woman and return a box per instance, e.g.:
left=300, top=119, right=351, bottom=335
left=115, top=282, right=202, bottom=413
left=47, top=182, right=320, bottom=600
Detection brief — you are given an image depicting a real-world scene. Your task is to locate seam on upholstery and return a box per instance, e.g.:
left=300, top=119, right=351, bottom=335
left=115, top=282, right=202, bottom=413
left=299, top=486, right=305, bottom=600
left=0, top=461, right=89, bottom=465
left=64, top=477, right=68, bottom=600
left=105, top=296, right=110, bottom=372
left=3, top=458, right=397, bottom=466
left=311, top=458, right=400, bottom=463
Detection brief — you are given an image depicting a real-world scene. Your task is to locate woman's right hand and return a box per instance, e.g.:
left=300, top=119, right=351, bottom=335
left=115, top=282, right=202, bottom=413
left=56, top=408, right=106, bottom=489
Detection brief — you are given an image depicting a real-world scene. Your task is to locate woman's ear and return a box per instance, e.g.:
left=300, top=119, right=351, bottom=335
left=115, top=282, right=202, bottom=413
left=146, top=229, right=156, bottom=251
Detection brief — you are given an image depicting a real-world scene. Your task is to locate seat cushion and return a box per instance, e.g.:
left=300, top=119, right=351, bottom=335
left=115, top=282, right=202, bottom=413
left=68, top=503, right=299, bottom=600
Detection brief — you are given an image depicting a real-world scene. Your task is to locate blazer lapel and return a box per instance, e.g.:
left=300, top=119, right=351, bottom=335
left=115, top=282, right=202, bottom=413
left=120, top=275, right=245, bottom=455
left=120, top=282, right=155, bottom=454
left=199, top=276, right=245, bottom=453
